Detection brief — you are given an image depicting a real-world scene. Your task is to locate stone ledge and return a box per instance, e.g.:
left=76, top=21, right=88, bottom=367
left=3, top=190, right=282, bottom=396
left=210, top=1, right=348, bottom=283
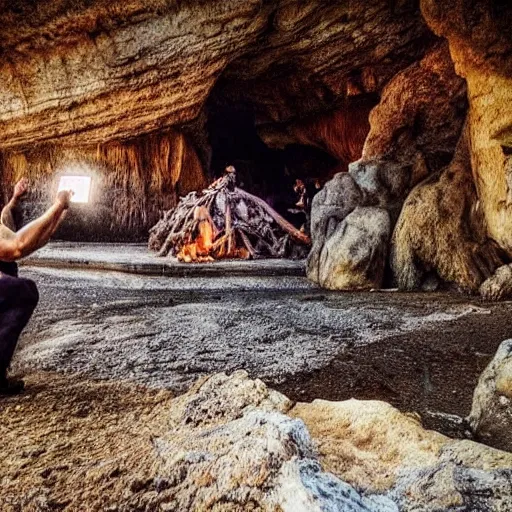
left=21, top=242, right=306, bottom=278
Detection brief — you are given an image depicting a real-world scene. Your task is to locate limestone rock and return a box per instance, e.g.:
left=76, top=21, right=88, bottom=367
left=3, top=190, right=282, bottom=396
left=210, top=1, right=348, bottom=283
left=147, top=371, right=396, bottom=511
left=306, top=43, right=468, bottom=291
left=310, top=206, right=391, bottom=290
left=348, top=158, right=414, bottom=221
left=391, top=122, right=504, bottom=291
left=0, top=1, right=430, bottom=148
left=258, top=99, right=374, bottom=173
left=362, top=43, right=467, bottom=176
left=2, top=130, right=208, bottom=241
left=291, top=399, right=446, bottom=493
left=422, top=0, right=512, bottom=257
left=480, top=265, right=512, bottom=301
left=292, top=398, right=512, bottom=511
left=391, top=441, right=512, bottom=512
left=469, top=339, right=512, bottom=452
left=307, top=173, right=363, bottom=285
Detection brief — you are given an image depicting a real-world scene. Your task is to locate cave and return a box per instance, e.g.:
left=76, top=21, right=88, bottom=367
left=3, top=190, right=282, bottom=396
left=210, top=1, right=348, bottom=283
left=1, top=1, right=512, bottom=511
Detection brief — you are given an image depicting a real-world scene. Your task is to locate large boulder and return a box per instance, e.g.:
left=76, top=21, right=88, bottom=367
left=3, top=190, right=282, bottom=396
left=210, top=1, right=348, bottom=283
left=480, top=265, right=512, bottom=301
left=306, top=172, right=363, bottom=284
left=391, top=122, right=503, bottom=292
left=310, top=206, right=391, bottom=290
left=292, top=398, right=512, bottom=511
left=469, top=339, right=512, bottom=452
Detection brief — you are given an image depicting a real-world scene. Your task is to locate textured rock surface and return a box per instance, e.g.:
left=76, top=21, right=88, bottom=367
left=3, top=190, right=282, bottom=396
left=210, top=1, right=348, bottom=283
left=391, top=124, right=503, bottom=291
left=293, top=398, right=512, bottom=511
left=312, top=206, right=390, bottom=290
left=148, top=371, right=396, bottom=511
left=307, top=44, right=467, bottom=290
left=0, top=0, right=430, bottom=148
left=1, top=130, right=208, bottom=241
left=291, top=399, right=446, bottom=493
left=362, top=43, right=467, bottom=176
left=469, top=339, right=512, bottom=453
left=2, top=365, right=512, bottom=510
left=421, top=0, right=512, bottom=258
left=480, top=265, right=512, bottom=301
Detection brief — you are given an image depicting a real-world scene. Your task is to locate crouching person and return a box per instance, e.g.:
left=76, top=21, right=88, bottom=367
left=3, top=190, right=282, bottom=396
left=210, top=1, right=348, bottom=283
left=0, top=181, right=73, bottom=395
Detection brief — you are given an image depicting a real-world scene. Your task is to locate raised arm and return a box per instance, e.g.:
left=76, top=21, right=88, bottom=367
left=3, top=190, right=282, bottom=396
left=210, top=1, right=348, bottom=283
left=0, top=190, right=72, bottom=262
left=1, top=178, right=29, bottom=231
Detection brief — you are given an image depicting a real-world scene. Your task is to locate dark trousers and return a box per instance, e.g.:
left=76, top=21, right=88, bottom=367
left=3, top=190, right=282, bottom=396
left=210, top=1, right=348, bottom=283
left=0, top=273, right=39, bottom=373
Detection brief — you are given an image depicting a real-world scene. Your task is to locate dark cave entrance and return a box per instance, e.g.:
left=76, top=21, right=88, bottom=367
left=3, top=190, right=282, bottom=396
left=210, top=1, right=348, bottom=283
left=207, top=105, right=340, bottom=231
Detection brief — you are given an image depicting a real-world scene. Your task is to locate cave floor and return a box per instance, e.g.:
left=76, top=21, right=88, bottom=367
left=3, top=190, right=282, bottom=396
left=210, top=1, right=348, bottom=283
left=3, top=264, right=512, bottom=509
left=22, top=241, right=305, bottom=277
left=8, top=265, right=512, bottom=436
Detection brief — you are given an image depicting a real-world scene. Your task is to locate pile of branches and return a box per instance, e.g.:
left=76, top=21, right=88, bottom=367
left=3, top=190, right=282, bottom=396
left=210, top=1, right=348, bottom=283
left=149, top=166, right=311, bottom=262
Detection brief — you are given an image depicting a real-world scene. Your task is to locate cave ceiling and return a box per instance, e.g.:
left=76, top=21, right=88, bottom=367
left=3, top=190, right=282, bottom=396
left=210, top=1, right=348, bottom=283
left=0, top=0, right=433, bottom=149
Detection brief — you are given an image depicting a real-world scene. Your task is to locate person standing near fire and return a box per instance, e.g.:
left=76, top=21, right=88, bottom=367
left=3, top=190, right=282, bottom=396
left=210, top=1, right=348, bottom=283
left=0, top=178, right=73, bottom=395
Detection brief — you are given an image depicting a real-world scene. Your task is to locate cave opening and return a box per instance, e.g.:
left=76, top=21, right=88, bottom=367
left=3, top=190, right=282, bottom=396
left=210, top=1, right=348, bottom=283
left=206, top=103, right=340, bottom=232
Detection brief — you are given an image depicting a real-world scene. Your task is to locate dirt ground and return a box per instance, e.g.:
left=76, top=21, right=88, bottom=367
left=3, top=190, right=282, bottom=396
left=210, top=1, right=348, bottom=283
left=3, top=265, right=512, bottom=509
left=0, top=373, right=174, bottom=511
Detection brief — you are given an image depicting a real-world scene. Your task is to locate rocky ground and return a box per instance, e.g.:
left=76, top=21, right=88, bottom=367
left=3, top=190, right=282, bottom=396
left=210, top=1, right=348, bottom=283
left=3, top=265, right=512, bottom=510
left=11, top=266, right=512, bottom=425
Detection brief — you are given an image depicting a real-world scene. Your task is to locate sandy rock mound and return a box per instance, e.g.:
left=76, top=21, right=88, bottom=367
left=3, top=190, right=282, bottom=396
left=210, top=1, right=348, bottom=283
left=151, top=370, right=395, bottom=511
left=292, top=398, right=512, bottom=511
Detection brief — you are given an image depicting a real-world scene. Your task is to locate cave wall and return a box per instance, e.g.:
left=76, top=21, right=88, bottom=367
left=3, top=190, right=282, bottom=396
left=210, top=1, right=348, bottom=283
left=0, top=0, right=431, bottom=148
left=0, top=130, right=207, bottom=241
left=0, top=0, right=435, bottom=243
left=421, top=0, right=512, bottom=253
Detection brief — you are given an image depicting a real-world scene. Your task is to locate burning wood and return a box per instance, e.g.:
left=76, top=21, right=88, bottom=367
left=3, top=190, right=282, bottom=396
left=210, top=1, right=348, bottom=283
left=149, top=166, right=311, bottom=262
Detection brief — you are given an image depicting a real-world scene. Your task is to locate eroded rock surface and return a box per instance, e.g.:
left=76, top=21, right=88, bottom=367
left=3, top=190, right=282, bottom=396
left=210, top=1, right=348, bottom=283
left=422, top=0, right=512, bottom=256
left=391, top=123, right=503, bottom=292
left=149, top=371, right=396, bottom=511
left=469, top=339, right=512, bottom=452
left=0, top=0, right=430, bottom=148
left=3, top=357, right=512, bottom=510
left=311, top=206, right=390, bottom=290
left=480, top=265, right=512, bottom=301
left=293, top=398, right=512, bottom=512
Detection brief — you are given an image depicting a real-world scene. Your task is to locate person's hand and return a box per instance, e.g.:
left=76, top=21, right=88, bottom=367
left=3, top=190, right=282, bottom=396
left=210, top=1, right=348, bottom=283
left=13, top=178, right=29, bottom=199
left=55, top=190, right=74, bottom=210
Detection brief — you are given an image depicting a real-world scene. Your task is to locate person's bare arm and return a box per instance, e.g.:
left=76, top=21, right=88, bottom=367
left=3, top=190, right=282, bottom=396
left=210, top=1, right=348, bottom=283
left=0, top=191, right=72, bottom=262
left=1, top=178, right=28, bottom=231
left=33, top=209, right=68, bottom=251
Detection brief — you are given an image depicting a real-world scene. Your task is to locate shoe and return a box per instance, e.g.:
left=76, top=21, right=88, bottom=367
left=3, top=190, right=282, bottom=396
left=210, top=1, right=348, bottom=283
left=0, top=377, right=25, bottom=395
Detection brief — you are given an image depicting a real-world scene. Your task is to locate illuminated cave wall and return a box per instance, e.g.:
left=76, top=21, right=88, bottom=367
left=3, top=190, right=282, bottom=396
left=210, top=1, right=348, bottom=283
left=0, top=130, right=208, bottom=242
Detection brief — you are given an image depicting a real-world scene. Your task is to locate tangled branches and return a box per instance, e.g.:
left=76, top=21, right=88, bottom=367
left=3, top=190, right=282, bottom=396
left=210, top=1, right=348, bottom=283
left=148, top=167, right=310, bottom=262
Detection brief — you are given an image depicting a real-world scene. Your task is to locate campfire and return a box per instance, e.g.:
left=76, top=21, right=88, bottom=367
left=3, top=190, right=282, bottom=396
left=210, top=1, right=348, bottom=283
left=149, top=166, right=311, bottom=262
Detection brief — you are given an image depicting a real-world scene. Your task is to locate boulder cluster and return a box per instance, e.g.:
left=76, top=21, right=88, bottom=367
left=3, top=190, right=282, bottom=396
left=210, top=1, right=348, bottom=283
left=130, top=340, right=512, bottom=511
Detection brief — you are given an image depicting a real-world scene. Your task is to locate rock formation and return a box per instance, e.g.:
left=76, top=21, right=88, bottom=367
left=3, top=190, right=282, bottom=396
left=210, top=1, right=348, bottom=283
left=126, top=371, right=512, bottom=511
left=145, top=371, right=397, bottom=511
left=391, top=121, right=504, bottom=291
left=469, top=339, right=512, bottom=452
left=1, top=130, right=208, bottom=241
left=307, top=43, right=470, bottom=290
left=308, top=1, right=512, bottom=294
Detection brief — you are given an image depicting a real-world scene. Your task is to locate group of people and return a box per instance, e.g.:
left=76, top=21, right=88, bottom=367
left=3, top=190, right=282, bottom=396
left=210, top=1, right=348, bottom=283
left=0, top=179, right=73, bottom=395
